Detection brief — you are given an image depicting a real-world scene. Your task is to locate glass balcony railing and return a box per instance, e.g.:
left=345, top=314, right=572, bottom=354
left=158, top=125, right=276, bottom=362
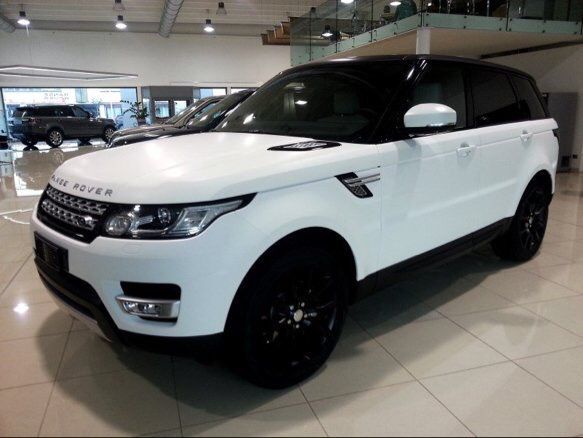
left=291, top=0, right=583, bottom=66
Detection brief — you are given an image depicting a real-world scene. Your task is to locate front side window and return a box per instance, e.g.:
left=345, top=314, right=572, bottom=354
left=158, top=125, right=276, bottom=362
left=408, top=63, right=467, bottom=129
left=471, top=69, right=521, bottom=127
left=72, top=106, right=89, bottom=118
left=216, top=63, right=406, bottom=143
left=512, top=76, right=546, bottom=121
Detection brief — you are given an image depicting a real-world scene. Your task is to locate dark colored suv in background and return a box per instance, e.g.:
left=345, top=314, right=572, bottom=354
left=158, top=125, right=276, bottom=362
left=9, top=104, right=117, bottom=148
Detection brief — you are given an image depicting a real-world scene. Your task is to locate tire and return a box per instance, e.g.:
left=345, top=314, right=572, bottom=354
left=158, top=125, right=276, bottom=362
left=21, top=138, right=37, bottom=147
left=491, top=179, right=550, bottom=261
left=102, top=126, right=115, bottom=143
left=46, top=129, right=64, bottom=148
left=226, top=246, right=348, bottom=388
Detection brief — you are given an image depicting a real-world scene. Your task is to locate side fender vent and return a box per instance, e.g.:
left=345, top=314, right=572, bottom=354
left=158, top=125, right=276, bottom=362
left=337, top=172, right=380, bottom=198
left=268, top=141, right=341, bottom=151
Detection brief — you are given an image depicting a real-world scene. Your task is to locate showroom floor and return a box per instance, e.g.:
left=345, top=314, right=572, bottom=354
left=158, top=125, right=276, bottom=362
left=1, top=146, right=583, bottom=436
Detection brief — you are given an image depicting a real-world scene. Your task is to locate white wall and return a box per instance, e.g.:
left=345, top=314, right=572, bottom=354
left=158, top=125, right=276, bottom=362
left=490, top=45, right=583, bottom=171
left=0, top=29, right=291, bottom=88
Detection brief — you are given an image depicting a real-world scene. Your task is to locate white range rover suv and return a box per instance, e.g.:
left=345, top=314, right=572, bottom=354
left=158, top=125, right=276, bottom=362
left=32, top=55, right=558, bottom=388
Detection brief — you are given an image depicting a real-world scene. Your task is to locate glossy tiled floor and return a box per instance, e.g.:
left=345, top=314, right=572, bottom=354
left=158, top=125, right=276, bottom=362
left=1, top=146, right=583, bottom=436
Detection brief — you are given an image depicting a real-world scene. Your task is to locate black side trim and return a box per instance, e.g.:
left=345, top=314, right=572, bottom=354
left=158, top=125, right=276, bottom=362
left=269, top=141, right=341, bottom=151
left=355, top=218, right=512, bottom=300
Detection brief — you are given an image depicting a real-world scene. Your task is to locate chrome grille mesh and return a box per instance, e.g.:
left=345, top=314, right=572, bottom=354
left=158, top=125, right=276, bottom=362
left=45, top=186, right=108, bottom=215
left=38, top=186, right=112, bottom=241
left=41, top=198, right=98, bottom=230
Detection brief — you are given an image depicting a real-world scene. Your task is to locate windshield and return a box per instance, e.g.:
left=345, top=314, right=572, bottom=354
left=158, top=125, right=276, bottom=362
left=166, top=99, right=214, bottom=126
left=187, top=92, right=250, bottom=131
left=215, top=63, right=407, bottom=142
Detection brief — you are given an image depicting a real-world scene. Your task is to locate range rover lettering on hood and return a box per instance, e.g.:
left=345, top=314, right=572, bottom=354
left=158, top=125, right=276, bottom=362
left=268, top=141, right=341, bottom=152
left=50, top=174, right=114, bottom=197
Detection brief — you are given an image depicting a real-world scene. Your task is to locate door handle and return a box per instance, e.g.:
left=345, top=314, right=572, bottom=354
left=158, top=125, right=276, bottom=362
left=520, top=130, right=533, bottom=142
left=457, top=143, right=475, bottom=158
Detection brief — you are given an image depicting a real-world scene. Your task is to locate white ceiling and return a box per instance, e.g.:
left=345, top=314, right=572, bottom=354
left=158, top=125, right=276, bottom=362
left=0, top=0, right=323, bottom=28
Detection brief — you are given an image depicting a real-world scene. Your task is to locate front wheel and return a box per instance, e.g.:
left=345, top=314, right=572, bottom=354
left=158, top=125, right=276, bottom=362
left=102, top=126, right=115, bottom=143
left=46, top=129, right=64, bottom=148
left=491, top=180, right=550, bottom=261
left=227, top=246, right=348, bottom=388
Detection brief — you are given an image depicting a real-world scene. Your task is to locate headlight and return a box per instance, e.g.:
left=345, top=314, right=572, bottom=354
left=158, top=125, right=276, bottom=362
left=102, top=196, right=251, bottom=239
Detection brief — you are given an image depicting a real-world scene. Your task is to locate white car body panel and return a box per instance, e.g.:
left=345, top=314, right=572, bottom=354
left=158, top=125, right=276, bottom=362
left=30, top=61, right=559, bottom=343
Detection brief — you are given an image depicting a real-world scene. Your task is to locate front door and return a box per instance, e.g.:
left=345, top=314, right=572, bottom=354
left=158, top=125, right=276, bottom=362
left=377, top=62, right=482, bottom=271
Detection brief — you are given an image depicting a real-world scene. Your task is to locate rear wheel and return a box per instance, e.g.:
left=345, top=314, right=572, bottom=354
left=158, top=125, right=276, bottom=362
left=227, top=246, right=348, bottom=388
left=46, top=129, right=64, bottom=148
left=491, top=180, right=550, bottom=261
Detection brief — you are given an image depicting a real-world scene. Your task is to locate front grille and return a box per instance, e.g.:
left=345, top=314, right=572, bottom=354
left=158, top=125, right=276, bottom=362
left=37, top=186, right=111, bottom=242
left=45, top=186, right=108, bottom=215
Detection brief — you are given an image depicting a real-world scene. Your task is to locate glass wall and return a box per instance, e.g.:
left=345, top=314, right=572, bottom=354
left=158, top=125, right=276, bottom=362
left=193, top=87, right=227, bottom=101
left=291, top=0, right=582, bottom=65
left=2, top=87, right=139, bottom=130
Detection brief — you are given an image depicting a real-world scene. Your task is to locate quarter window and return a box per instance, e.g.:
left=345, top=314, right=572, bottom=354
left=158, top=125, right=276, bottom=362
left=512, top=76, right=546, bottom=120
left=471, top=69, right=521, bottom=127
left=409, top=64, right=467, bottom=129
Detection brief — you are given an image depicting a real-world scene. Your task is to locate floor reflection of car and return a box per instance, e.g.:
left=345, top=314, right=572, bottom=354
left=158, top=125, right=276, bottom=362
left=8, top=105, right=117, bottom=148
left=106, top=90, right=254, bottom=148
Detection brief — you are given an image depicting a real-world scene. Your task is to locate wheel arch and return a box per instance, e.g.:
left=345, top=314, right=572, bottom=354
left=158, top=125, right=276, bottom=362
left=224, top=227, right=358, bottom=333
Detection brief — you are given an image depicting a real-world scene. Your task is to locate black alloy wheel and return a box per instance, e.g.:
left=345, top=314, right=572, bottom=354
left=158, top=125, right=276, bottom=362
left=230, top=246, right=348, bottom=388
left=518, top=186, right=548, bottom=253
left=492, top=180, right=550, bottom=261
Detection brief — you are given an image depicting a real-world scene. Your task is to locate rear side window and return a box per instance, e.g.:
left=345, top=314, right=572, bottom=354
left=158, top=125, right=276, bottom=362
left=409, top=63, right=467, bottom=129
left=35, top=107, right=56, bottom=117
left=56, top=106, right=74, bottom=117
left=512, top=76, right=546, bottom=120
left=471, top=69, right=521, bottom=127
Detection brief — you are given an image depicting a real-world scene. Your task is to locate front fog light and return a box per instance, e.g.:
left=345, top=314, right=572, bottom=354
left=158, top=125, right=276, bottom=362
left=104, top=213, right=133, bottom=236
left=116, top=296, right=180, bottom=319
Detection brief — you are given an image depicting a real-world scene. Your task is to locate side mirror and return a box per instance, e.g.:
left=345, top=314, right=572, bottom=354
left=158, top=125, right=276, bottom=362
left=403, top=103, right=456, bottom=136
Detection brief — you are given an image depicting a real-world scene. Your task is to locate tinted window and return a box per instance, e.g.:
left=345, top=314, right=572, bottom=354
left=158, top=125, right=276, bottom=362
left=512, top=76, right=546, bottom=120
left=72, top=106, right=89, bottom=118
left=217, top=63, right=406, bottom=143
left=409, top=64, right=467, bottom=129
left=12, top=108, right=27, bottom=118
left=187, top=93, right=249, bottom=130
left=471, top=69, right=521, bottom=127
left=56, top=106, right=74, bottom=117
left=35, top=107, right=57, bottom=117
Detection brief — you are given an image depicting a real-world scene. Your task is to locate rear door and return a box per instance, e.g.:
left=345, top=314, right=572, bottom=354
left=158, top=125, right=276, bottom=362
left=471, top=68, right=548, bottom=227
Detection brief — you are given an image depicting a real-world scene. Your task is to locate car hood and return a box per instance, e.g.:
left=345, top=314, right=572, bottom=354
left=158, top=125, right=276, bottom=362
left=108, top=126, right=182, bottom=148
left=112, top=124, right=164, bottom=137
left=48, top=132, right=378, bottom=204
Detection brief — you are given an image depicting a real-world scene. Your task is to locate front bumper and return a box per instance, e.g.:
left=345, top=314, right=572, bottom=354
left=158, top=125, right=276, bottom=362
left=31, top=203, right=265, bottom=340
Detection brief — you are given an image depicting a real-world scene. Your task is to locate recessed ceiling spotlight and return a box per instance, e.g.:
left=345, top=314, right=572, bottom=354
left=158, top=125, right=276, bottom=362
left=340, top=0, right=354, bottom=4
left=17, top=10, right=30, bottom=26
left=321, top=24, right=333, bottom=38
left=204, top=18, right=215, bottom=33
left=115, top=15, right=127, bottom=30
left=216, top=2, right=227, bottom=15
left=390, top=1, right=402, bottom=5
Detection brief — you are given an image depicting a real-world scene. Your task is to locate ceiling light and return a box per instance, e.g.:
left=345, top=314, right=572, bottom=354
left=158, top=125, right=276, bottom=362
left=390, top=1, right=402, bottom=5
left=216, top=2, right=227, bottom=15
left=204, top=18, right=215, bottom=33
left=340, top=0, right=354, bottom=4
left=17, top=10, right=30, bottom=26
left=113, top=0, right=125, bottom=11
left=115, top=15, right=127, bottom=29
left=321, top=25, right=333, bottom=38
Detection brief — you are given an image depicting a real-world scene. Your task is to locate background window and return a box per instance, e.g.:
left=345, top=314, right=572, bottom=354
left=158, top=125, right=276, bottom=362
left=471, top=69, right=521, bottom=127
left=409, top=64, right=467, bottom=129
left=512, top=76, right=546, bottom=120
